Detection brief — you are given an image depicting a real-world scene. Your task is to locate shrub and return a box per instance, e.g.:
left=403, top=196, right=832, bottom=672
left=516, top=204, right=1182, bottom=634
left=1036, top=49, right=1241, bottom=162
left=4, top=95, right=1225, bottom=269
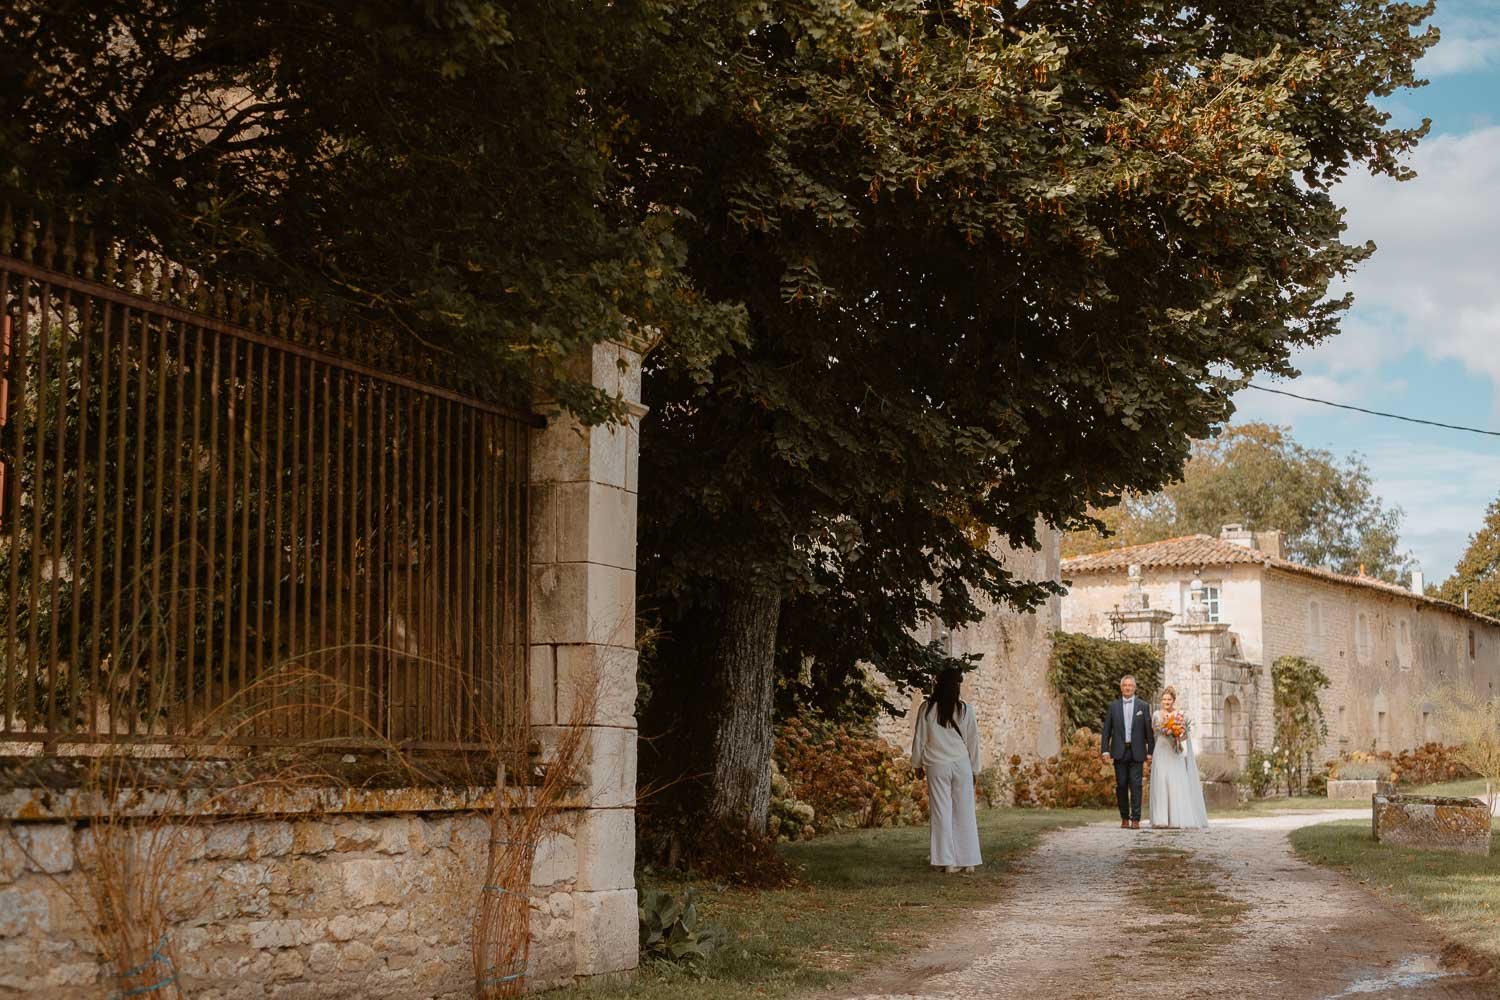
left=1009, top=728, right=1121, bottom=809
left=767, top=759, right=817, bottom=842
left=1330, top=744, right=1476, bottom=787
left=1048, top=633, right=1163, bottom=734
left=774, top=719, right=927, bottom=834
left=639, top=889, right=724, bottom=965
left=1246, top=747, right=1286, bottom=798
left=1272, top=655, right=1330, bottom=794
left=974, top=763, right=1011, bottom=809
left=1196, top=752, right=1240, bottom=784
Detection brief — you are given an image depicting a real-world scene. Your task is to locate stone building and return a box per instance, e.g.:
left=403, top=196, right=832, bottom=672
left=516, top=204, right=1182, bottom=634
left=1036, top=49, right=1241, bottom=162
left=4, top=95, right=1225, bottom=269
left=1061, top=525, right=1500, bottom=762
left=875, top=529, right=1065, bottom=765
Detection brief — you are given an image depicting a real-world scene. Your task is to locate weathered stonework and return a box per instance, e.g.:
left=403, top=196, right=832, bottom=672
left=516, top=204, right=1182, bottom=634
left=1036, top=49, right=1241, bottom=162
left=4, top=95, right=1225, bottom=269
left=0, top=341, right=646, bottom=995
left=1062, top=528, right=1500, bottom=763
left=1327, top=778, right=1395, bottom=801
left=876, top=527, right=1064, bottom=765
left=0, top=809, right=582, bottom=998
left=1372, top=794, right=1492, bottom=855
left=1201, top=781, right=1239, bottom=810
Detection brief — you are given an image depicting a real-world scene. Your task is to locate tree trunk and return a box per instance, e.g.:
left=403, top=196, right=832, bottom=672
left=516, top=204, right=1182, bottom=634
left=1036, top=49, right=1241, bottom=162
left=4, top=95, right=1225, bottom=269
left=707, top=584, right=783, bottom=836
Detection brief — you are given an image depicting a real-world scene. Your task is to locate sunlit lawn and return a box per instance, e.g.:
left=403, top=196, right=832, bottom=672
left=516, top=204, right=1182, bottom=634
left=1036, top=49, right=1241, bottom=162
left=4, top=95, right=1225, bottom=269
left=545, top=807, right=1112, bottom=1000
left=1292, top=817, right=1500, bottom=970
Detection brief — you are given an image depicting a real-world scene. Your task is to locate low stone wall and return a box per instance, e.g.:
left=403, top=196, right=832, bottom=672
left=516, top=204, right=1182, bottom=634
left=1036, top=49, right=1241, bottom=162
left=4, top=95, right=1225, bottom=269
left=0, top=799, right=634, bottom=998
left=1371, top=794, right=1492, bottom=856
left=1201, top=781, right=1239, bottom=810
left=1328, top=778, right=1394, bottom=801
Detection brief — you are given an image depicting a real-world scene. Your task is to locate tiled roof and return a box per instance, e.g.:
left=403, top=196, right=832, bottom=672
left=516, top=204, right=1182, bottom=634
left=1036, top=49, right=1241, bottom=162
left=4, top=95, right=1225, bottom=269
left=1061, top=535, right=1265, bottom=573
left=1062, top=534, right=1500, bottom=627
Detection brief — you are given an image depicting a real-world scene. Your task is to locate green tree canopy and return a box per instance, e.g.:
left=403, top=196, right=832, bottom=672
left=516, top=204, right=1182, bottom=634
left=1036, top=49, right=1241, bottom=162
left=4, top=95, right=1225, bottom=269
left=1434, top=496, right=1500, bottom=618
left=0, top=0, right=743, bottom=419
left=1064, top=423, right=1414, bottom=581
left=635, top=2, right=1437, bottom=843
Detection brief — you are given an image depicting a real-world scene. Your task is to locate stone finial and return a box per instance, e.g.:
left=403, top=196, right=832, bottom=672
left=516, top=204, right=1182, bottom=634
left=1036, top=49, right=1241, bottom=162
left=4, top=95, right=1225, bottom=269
left=1185, top=573, right=1209, bottom=625
left=1122, top=563, right=1149, bottom=611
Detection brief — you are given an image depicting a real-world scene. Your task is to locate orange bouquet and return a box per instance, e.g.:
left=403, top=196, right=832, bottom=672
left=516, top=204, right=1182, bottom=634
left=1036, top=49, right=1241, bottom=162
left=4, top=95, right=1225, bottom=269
left=1160, top=711, right=1190, bottom=752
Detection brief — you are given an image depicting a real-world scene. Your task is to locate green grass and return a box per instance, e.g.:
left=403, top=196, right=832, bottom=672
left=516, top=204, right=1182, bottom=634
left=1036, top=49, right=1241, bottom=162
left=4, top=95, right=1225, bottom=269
left=546, top=807, right=1112, bottom=1000
left=1223, top=778, right=1497, bottom=815
left=1291, top=818, right=1500, bottom=970
left=1222, top=794, right=1361, bottom=814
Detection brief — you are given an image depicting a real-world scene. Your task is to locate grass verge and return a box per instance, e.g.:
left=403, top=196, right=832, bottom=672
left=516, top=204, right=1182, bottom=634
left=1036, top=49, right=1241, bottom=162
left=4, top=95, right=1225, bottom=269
left=545, top=807, right=1111, bottom=1000
left=1291, top=818, right=1500, bottom=971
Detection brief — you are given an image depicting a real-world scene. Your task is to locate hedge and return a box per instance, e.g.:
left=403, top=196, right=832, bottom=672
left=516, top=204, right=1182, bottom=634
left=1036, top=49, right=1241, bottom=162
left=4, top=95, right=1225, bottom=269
left=1047, top=631, right=1164, bottom=733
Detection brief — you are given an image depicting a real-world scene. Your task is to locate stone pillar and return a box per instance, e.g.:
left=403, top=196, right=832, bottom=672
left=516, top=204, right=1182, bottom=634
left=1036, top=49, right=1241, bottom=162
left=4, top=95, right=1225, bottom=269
left=1106, top=564, right=1173, bottom=652
left=1165, top=621, right=1232, bottom=754
left=528, top=341, right=644, bottom=983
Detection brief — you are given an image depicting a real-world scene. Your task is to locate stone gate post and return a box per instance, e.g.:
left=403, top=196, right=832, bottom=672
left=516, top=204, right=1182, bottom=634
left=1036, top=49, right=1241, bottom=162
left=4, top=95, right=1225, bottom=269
left=528, top=342, right=644, bottom=984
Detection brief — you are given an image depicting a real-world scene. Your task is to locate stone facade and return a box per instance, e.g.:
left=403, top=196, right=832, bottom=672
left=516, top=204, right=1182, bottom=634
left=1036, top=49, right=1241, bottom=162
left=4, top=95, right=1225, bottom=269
left=1372, top=794, right=1492, bottom=855
left=0, top=808, right=584, bottom=998
left=876, top=527, right=1065, bottom=765
left=1061, top=526, right=1500, bottom=765
left=0, top=342, right=645, bottom=996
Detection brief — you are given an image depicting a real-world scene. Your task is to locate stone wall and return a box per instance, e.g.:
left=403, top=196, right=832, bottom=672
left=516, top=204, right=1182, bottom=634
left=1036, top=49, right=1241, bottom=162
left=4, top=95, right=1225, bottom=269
left=1258, top=568, right=1500, bottom=759
left=0, top=807, right=583, bottom=998
left=0, top=340, right=646, bottom=996
left=876, top=527, right=1064, bottom=765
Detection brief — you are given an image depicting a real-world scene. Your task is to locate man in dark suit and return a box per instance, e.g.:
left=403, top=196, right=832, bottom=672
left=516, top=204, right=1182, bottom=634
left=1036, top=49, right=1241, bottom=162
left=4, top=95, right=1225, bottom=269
left=1101, top=674, right=1154, bottom=829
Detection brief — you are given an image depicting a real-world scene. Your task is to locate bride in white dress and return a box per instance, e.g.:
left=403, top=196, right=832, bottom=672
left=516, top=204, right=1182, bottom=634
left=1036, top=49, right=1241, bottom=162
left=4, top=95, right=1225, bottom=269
left=1149, top=686, right=1209, bottom=830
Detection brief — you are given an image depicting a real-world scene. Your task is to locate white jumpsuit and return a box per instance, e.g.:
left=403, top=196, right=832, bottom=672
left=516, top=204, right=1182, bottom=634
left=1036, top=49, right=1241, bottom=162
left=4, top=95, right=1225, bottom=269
left=911, top=700, right=983, bottom=868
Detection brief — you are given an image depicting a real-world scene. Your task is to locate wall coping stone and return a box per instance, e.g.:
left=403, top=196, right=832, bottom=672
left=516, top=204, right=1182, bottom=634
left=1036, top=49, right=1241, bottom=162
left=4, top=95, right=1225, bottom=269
left=0, top=756, right=582, bottom=823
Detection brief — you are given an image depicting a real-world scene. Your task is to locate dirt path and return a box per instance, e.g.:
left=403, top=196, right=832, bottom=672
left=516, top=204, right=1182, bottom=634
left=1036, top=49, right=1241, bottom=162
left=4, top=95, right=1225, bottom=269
left=840, top=812, right=1494, bottom=1000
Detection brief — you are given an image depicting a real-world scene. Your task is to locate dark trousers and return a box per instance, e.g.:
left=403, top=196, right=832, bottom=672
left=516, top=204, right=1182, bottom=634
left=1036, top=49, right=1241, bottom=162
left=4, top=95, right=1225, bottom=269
left=1113, top=755, right=1144, bottom=821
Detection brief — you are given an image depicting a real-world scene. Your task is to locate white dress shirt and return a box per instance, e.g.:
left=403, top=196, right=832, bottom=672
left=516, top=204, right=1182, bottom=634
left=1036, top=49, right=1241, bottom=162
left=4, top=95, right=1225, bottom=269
left=1122, top=696, right=1136, bottom=744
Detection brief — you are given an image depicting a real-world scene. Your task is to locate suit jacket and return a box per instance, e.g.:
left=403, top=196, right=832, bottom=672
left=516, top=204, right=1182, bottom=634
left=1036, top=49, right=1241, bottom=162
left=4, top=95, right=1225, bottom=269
left=1101, top=697, right=1155, bottom=762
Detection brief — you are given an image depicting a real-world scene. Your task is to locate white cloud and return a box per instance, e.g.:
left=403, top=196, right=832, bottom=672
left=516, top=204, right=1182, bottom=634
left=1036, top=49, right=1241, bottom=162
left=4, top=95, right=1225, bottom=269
left=1341, top=436, right=1500, bottom=578
left=1418, top=11, right=1500, bottom=77
left=1331, top=126, right=1500, bottom=391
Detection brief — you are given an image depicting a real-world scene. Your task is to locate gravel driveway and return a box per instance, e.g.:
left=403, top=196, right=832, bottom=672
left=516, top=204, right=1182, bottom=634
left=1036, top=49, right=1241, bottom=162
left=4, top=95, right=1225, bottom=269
left=839, top=811, right=1494, bottom=1000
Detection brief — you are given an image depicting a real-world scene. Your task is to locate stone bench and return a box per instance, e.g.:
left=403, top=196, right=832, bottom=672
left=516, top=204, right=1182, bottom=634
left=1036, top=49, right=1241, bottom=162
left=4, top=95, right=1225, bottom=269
left=1328, top=778, right=1394, bottom=801
left=1372, top=793, right=1492, bottom=856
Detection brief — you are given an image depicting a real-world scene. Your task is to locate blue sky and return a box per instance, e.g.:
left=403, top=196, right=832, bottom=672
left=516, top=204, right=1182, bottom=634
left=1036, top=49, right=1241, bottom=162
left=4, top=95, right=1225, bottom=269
left=1230, top=0, right=1500, bottom=583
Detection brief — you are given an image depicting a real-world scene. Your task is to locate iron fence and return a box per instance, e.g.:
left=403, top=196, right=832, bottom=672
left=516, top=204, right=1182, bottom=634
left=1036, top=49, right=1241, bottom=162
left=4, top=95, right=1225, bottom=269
left=0, top=215, right=533, bottom=751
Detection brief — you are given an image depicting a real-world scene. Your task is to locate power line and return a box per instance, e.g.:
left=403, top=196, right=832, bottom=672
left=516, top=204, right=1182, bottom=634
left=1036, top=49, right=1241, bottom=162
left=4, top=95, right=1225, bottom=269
left=1245, top=384, right=1500, bottom=439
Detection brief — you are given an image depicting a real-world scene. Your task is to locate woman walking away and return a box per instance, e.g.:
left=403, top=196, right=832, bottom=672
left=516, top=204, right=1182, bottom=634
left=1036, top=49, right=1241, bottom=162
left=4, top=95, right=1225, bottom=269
left=911, top=667, right=983, bottom=872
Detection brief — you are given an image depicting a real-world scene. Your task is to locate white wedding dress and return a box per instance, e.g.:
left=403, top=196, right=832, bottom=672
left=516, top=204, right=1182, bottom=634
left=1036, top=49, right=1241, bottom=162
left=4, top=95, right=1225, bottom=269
left=1148, top=710, right=1210, bottom=829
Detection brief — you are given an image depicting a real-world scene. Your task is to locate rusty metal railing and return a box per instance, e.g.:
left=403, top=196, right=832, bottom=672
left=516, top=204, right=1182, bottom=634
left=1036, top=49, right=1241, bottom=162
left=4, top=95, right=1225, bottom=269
left=0, top=214, right=532, bottom=750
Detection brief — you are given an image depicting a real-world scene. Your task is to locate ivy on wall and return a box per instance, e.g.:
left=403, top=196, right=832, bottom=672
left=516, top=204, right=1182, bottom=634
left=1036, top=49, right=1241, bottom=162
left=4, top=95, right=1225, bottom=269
left=1047, top=633, right=1164, bottom=734
left=1272, top=654, right=1330, bottom=793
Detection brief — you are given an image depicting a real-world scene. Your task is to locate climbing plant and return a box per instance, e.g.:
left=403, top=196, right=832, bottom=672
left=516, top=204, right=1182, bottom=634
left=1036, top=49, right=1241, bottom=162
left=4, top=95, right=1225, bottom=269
left=1272, top=655, right=1331, bottom=794
left=1047, top=633, right=1163, bottom=734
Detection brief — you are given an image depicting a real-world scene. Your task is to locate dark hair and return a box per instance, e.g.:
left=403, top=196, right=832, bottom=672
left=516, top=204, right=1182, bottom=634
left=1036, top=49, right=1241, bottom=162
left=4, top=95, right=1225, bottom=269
left=926, top=667, right=966, bottom=731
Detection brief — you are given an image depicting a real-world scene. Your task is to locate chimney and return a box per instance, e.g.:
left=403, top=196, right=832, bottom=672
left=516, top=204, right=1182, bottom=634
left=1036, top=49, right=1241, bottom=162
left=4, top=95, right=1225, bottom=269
left=1254, top=530, right=1284, bottom=560
left=1411, top=570, right=1425, bottom=596
left=1220, top=523, right=1254, bottom=549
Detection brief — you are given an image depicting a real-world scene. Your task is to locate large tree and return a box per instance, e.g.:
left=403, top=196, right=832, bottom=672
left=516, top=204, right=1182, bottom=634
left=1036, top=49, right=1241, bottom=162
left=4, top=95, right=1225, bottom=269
left=1065, top=423, right=1414, bottom=581
left=1434, top=497, right=1500, bottom=618
left=0, top=0, right=742, bottom=418
left=634, top=2, right=1437, bottom=841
